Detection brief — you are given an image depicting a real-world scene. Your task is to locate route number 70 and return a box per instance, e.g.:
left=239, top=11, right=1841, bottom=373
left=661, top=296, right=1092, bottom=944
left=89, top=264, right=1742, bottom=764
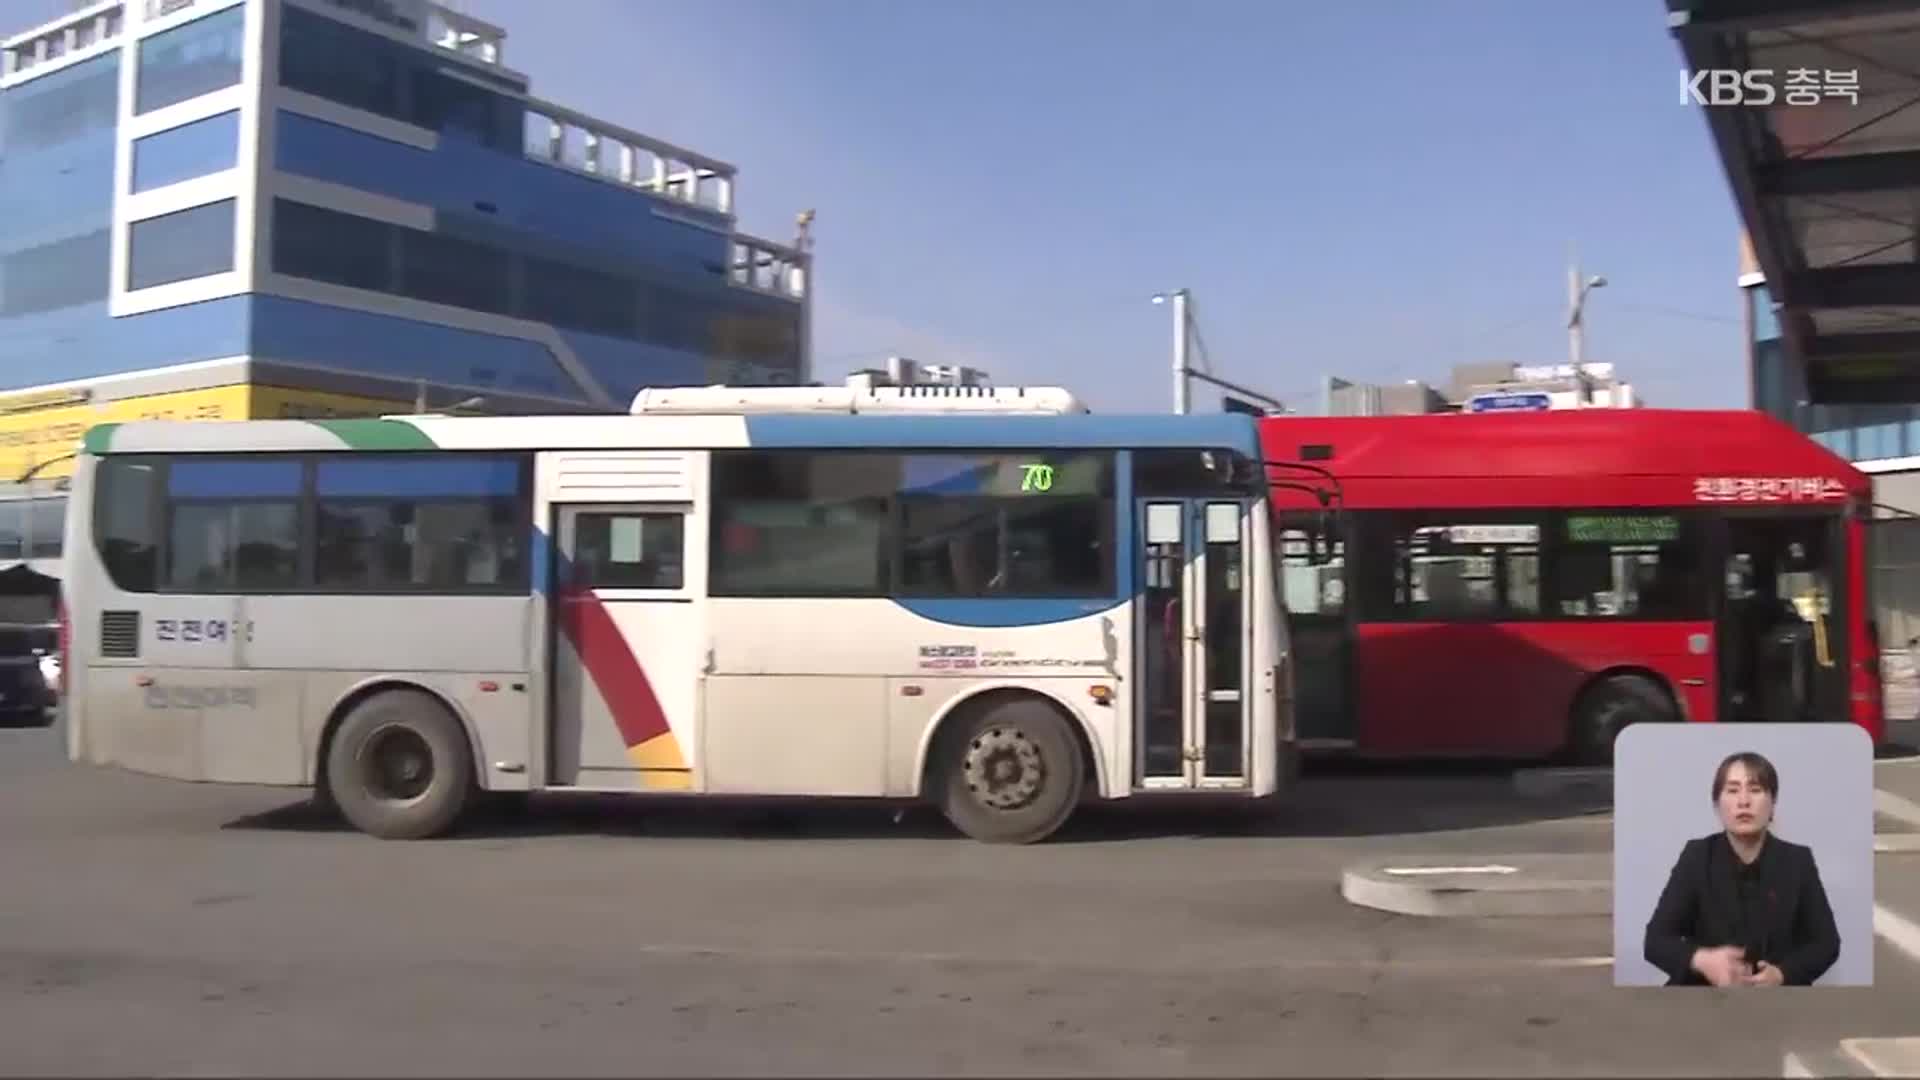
left=1020, top=463, right=1055, bottom=492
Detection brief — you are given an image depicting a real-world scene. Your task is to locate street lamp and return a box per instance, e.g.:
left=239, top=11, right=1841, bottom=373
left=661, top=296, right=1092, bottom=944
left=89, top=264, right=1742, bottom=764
left=1568, top=269, right=1607, bottom=405
left=413, top=378, right=487, bottom=414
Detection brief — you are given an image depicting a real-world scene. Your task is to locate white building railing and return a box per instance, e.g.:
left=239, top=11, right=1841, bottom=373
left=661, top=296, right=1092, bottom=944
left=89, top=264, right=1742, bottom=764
left=520, top=94, right=737, bottom=218
left=2, top=1, right=124, bottom=78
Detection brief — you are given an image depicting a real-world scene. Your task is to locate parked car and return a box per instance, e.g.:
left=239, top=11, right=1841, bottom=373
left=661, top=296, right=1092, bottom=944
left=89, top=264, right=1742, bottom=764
left=0, top=623, right=56, bottom=726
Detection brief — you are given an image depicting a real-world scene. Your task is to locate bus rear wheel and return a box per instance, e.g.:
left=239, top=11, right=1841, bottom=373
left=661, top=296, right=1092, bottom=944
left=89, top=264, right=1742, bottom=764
left=325, top=689, right=475, bottom=840
left=1569, top=674, right=1676, bottom=766
left=936, top=698, right=1084, bottom=844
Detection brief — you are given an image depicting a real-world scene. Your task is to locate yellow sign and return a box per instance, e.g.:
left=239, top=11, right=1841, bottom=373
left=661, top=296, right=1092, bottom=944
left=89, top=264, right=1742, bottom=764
left=0, top=384, right=250, bottom=483
left=0, top=387, right=94, bottom=415
left=0, top=383, right=411, bottom=483
left=249, top=385, right=408, bottom=421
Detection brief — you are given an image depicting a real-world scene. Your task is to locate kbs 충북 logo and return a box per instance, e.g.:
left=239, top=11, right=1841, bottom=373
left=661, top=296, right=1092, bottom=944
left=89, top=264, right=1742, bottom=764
left=1681, top=68, right=1859, bottom=107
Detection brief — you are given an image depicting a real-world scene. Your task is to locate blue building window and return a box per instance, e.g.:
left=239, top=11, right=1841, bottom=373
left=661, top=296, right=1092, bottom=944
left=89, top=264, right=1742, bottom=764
left=268, top=198, right=801, bottom=377
left=397, top=229, right=510, bottom=313
left=0, top=229, right=109, bottom=315
left=128, top=198, right=235, bottom=289
left=135, top=5, right=246, bottom=116
left=277, top=6, right=520, bottom=150
left=2, top=52, right=120, bottom=153
left=1749, top=283, right=1782, bottom=343
left=131, top=110, right=240, bottom=192
left=271, top=198, right=393, bottom=292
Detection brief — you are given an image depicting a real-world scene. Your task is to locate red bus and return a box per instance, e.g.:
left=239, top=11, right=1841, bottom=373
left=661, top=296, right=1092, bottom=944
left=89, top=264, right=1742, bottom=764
left=1258, top=409, right=1883, bottom=762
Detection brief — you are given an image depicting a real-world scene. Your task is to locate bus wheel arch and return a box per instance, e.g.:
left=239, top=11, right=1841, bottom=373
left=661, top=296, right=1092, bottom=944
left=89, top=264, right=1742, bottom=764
left=316, top=681, right=482, bottom=839
left=1566, top=668, right=1680, bottom=765
left=918, top=687, right=1100, bottom=844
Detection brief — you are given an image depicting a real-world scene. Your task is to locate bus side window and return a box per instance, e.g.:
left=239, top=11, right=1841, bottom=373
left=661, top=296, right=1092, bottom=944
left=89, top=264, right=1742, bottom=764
left=1553, top=513, right=1706, bottom=621
left=1279, top=524, right=1343, bottom=616
left=94, top=459, right=160, bottom=593
left=572, top=512, right=685, bottom=590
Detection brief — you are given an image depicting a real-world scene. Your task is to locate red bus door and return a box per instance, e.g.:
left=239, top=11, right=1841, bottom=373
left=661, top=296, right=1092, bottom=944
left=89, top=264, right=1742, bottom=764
left=1717, top=512, right=1850, bottom=725
left=1276, top=514, right=1355, bottom=747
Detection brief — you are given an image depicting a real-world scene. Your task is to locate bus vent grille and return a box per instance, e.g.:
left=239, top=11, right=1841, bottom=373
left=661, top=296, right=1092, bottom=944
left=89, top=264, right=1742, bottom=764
left=99, top=611, right=139, bottom=658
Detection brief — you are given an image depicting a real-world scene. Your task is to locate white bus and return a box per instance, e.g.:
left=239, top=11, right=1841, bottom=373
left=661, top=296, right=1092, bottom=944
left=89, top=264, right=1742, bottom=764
left=61, top=390, right=1298, bottom=843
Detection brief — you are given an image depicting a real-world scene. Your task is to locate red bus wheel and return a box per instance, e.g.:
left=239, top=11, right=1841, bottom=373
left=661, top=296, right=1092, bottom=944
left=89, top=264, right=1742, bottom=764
left=1570, top=675, right=1676, bottom=766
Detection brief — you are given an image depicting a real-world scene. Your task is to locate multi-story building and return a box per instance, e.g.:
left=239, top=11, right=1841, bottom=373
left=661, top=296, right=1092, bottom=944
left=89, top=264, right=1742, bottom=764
left=0, top=0, right=812, bottom=574
left=1319, top=362, right=1641, bottom=416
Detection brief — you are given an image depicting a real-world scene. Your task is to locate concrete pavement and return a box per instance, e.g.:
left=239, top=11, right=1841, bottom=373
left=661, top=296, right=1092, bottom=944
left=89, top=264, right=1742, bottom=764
left=12, top=719, right=1920, bottom=1075
left=1339, top=745, right=1920, bottom=1078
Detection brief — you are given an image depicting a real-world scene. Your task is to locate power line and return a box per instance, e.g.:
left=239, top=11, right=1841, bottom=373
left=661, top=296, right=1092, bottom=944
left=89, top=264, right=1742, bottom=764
left=1609, top=301, right=1742, bottom=327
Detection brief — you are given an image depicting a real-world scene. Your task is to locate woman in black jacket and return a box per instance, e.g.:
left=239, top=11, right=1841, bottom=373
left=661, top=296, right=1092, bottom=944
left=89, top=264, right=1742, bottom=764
left=1642, top=750, right=1841, bottom=987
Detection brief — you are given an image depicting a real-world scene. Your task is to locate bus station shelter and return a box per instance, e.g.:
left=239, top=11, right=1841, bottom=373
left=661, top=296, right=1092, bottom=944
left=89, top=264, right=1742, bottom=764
left=1670, top=0, right=1920, bottom=404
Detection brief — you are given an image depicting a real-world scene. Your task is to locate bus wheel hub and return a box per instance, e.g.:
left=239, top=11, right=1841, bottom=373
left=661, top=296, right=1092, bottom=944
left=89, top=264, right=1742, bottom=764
left=965, top=727, right=1044, bottom=810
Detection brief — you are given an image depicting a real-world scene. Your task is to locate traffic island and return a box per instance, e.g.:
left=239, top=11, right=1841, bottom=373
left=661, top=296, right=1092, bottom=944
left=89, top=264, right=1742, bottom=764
left=1784, top=1038, right=1920, bottom=1078
left=1340, top=854, right=1610, bottom=918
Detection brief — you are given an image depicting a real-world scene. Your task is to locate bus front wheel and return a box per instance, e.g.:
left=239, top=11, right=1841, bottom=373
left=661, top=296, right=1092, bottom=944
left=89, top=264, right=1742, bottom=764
left=325, top=689, right=476, bottom=840
left=1570, top=674, right=1676, bottom=765
left=935, top=698, right=1085, bottom=844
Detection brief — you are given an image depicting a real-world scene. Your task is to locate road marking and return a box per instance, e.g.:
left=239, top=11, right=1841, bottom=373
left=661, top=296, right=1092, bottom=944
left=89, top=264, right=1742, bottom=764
left=1380, top=864, right=1519, bottom=876
left=600, top=939, right=1613, bottom=975
left=1873, top=903, right=1920, bottom=966
left=1530, top=955, right=1612, bottom=968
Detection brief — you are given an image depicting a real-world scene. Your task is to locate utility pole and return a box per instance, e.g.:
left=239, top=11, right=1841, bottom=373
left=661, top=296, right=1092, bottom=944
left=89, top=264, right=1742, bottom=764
left=1171, top=288, right=1191, bottom=414
left=1153, top=287, right=1287, bottom=415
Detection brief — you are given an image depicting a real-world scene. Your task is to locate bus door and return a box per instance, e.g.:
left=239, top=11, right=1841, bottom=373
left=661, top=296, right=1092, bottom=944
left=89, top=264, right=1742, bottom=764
left=1717, top=511, right=1849, bottom=725
left=547, top=502, right=700, bottom=791
left=1277, top=512, right=1354, bottom=747
left=1136, top=498, right=1255, bottom=789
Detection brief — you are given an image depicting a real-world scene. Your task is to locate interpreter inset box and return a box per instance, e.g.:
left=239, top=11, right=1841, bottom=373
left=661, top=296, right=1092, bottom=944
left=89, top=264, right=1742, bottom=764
left=1612, top=722, right=1873, bottom=987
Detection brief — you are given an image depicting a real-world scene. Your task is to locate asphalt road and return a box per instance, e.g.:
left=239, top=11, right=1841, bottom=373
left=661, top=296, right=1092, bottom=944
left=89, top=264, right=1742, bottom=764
left=6, top=718, right=1920, bottom=1077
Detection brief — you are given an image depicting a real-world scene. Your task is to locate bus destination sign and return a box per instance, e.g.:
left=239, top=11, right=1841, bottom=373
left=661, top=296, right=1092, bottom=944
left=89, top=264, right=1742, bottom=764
left=1692, top=477, right=1848, bottom=503
left=1566, top=515, right=1680, bottom=545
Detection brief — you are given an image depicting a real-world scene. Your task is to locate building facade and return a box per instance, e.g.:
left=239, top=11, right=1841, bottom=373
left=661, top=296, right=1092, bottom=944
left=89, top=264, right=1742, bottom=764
left=1740, top=233, right=1920, bottom=645
left=1742, top=238, right=1920, bottom=471
left=1320, top=362, right=1641, bottom=416
left=0, top=0, right=811, bottom=493
left=0, top=0, right=812, bottom=577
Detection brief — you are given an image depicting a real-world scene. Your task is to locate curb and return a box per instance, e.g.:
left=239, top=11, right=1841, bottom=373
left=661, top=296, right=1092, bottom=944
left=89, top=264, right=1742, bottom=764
left=1783, top=1046, right=1877, bottom=1078
left=1785, top=1038, right=1920, bottom=1078
left=1877, top=788, right=1920, bottom=829
left=1340, top=855, right=1610, bottom=918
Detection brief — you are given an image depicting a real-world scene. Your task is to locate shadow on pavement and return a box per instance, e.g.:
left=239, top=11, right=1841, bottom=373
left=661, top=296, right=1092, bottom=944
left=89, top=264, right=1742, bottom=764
left=222, top=758, right=1611, bottom=845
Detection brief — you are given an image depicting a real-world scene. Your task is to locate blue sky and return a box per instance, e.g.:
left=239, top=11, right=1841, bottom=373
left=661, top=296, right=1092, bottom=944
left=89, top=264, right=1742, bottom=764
left=18, top=0, right=1753, bottom=411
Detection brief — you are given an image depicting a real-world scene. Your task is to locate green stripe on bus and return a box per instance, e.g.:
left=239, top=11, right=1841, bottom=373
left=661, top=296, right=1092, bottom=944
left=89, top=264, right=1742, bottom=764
left=309, top=419, right=438, bottom=450
left=81, top=422, right=120, bottom=455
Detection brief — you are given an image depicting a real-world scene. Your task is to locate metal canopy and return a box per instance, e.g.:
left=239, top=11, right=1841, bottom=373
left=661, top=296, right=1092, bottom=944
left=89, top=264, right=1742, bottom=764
left=1670, top=0, right=1920, bottom=403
